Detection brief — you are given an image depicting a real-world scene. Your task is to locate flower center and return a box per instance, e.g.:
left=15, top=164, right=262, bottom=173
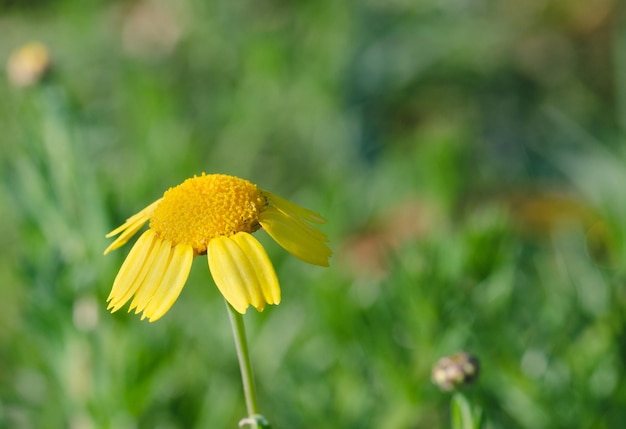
left=150, top=173, right=266, bottom=254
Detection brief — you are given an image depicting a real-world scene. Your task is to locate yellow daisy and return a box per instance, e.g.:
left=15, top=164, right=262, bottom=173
left=104, top=173, right=331, bottom=322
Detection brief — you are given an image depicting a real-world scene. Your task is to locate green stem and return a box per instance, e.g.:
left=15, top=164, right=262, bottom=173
left=225, top=301, right=261, bottom=424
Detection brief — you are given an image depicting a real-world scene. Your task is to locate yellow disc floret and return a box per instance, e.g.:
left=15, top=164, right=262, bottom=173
left=150, top=174, right=266, bottom=254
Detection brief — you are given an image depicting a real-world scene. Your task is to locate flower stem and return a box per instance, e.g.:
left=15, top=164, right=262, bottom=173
left=225, top=301, right=270, bottom=428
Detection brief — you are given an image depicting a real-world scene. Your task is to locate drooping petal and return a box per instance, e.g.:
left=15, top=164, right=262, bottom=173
left=273, top=204, right=329, bottom=242
left=142, top=243, right=194, bottom=322
left=259, top=206, right=332, bottom=267
left=129, top=238, right=174, bottom=314
left=107, top=230, right=157, bottom=311
left=105, top=199, right=162, bottom=238
left=104, top=216, right=150, bottom=255
left=263, top=193, right=329, bottom=243
left=230, top=232, right=280, bottom=305
left=263, top=191, right=327, bottom=224
left=104, top=199, right=162, bottom=255
left=208, top=235, right=264, bottom=313
left=116, top=237, right=169, bottom=312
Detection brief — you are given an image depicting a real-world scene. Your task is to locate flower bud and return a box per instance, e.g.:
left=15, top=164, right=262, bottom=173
left=431, top=352, right=480, bottom=391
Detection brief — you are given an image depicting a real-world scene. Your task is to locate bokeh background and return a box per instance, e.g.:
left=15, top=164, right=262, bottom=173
left=1, top=0, right=625, bottom=428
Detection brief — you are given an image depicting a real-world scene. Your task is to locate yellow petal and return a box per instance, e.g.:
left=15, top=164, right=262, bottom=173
left=104, top=199, right=162, bottom=254
left=263, top=196, right=329, bottom=243
left=278, top=207, right=329, bottom=242
left=142, top=243, right=193, bottom=322
left=230, top=232, right=280, bottom=305
left=107, top=230, right=156, bottom=311
left=259, top=206, right=332, bottom=266
left=263, top=191, right=327, bottom=224
left=104, top=216, right=149, bottom=255
left=129, top=238, right=173, bottom=314
left=207, top=236, right=263, bottom=313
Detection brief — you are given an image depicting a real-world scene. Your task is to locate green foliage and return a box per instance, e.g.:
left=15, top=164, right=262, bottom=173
left=451, top=393, right=484, bottom=429
left=1, top=0, right=625, bottom=428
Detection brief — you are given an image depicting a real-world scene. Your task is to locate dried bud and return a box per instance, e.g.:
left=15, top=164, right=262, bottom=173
left=431, top=352, right=480, bottom=391
left=6, top=41, right=52, bottom=88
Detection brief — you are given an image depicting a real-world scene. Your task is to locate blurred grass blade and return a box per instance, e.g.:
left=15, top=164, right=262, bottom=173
left=451, top=393, right=484, bottom=429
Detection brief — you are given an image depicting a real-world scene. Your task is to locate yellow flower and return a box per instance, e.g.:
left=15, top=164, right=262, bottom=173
left=6, top=41, right=52, bottom=88
left=104, top=173, right=331, bottom=322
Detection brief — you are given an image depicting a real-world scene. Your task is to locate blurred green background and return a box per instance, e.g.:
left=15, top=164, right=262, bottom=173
left=1, top=0, right=625, bottom=428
